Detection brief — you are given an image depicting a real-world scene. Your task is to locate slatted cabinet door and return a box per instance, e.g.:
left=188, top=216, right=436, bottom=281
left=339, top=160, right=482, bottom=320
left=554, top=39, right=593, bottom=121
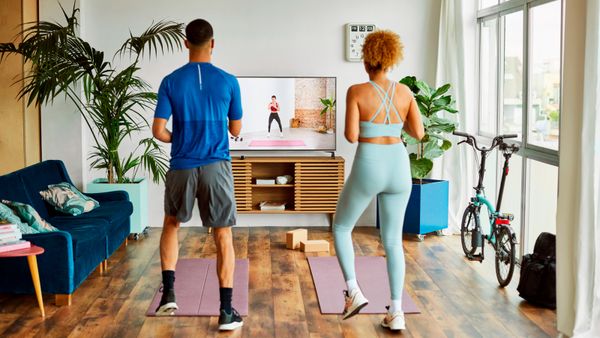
left=294, top=160, right=344, bottom=212
left=232, top=161, right=252, bottom=211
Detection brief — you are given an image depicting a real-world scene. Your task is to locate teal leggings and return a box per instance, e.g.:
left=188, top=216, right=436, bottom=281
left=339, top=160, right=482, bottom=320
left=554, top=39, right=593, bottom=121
left=333, top=142, right=412, bottom=300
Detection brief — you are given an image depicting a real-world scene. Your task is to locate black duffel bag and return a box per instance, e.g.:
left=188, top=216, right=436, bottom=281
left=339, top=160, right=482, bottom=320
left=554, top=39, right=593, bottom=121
left=517, top=232, right=556, bottom=309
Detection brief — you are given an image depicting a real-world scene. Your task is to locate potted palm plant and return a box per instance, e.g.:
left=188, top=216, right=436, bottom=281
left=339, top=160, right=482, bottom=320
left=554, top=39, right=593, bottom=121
left=376, top=76, right=458, bottom=240
left=0, top=5, right=184, bottom=238
left=320, top=97, right=336, bottom=134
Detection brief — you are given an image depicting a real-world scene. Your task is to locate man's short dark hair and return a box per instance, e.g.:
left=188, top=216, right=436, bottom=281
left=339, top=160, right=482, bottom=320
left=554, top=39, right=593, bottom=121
left=186, top=19, right=213, bottom=46
left=271, top=95, right=276, bottom=99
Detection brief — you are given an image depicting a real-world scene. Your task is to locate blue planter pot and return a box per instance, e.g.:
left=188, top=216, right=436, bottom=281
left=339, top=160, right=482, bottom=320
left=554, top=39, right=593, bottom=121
left=377, top=179, right=449, bottom=235
left=86, top=178, right=148, bottom=236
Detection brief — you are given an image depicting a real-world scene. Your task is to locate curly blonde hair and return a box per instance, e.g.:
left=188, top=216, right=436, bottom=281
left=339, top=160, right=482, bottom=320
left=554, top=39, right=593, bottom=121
left=362, top=30, right=404, bottom=72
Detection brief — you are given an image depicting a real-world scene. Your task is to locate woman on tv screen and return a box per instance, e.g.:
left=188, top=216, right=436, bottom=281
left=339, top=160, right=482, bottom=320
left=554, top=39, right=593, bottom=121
left=267, top=95, right=283, bottom=138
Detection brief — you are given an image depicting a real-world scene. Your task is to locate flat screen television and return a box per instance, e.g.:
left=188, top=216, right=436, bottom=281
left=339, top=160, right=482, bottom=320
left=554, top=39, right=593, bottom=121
left=229, top=76, right=336, bottom=151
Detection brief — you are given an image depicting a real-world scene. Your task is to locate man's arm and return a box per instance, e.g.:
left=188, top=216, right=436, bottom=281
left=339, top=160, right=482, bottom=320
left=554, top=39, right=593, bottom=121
left=152, top=118, right=172, bottom=143
left=229, top=119, right=242, bottom=137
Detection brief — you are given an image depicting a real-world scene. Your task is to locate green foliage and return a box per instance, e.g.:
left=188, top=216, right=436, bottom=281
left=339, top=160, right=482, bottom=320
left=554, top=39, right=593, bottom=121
left=548, top=110, right=559, bottom=122
left=320, top=97, right=336, bottom=130
left=0, top=4, right=185, bottom=184
left=399, top=76, right=459, bottom=179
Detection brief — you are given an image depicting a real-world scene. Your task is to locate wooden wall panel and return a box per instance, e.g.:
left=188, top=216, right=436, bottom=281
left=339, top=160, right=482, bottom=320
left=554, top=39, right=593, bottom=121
left=0, top=0, right=40, bottom=175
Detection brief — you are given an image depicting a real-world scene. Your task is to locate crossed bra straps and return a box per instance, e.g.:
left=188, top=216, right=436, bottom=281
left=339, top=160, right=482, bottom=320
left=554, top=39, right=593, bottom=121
left=359, top=81, right=404, bottom=139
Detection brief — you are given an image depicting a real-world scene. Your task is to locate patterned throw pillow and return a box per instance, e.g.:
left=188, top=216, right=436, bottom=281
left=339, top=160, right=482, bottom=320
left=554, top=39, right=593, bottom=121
left=1, top=200, right=58, bottom=233
left=39, top=182, right=99, bottom=216
left=0, top=203, right=39, bottom=235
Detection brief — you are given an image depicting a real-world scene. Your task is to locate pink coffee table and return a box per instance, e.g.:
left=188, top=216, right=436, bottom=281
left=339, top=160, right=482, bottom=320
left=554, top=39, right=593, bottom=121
left=0, top=245, right=45, bottom=317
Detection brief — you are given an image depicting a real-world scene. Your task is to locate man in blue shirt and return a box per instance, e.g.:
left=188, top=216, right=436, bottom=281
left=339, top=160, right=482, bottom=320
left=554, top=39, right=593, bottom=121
left=152, top=18, right=243, bottom=331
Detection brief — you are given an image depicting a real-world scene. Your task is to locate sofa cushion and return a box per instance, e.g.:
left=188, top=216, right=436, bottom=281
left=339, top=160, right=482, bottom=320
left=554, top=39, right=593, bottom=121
left=40, top=182, right=99, bottom=216
left=65, top=200, right=133, bottom=226
left=1, top=200, right=59, bottom=233
left=0, top=203, right=38, bottom=235
left=18, top=160, right=73, bottom=219
left=49, top=218, right=109, bottom=258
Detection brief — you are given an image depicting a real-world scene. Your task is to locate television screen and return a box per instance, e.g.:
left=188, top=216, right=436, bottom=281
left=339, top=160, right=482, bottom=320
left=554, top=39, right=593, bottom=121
left=229, top=76, right=336, bottom=151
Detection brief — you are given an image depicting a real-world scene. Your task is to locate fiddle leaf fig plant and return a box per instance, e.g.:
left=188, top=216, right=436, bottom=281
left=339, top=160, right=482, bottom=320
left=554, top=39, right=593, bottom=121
left=400, top=76, right=458, bottom=179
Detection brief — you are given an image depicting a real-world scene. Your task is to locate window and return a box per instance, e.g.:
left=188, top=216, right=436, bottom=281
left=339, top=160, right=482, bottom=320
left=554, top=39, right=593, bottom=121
left=525, top=159, right=558, bottom=250
left=502, top=11, right=523, bottom=139
left=477, top=0, right=562, bottom=254
left=479, top=18, right=499, bottom=135
left=480, top=0, right=499, bottom=9
left=528, top=1, right=561, bottom=150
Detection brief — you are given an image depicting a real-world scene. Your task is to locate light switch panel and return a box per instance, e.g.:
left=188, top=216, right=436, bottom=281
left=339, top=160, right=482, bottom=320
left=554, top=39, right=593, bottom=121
left=345, top=23, right=376, bottom=62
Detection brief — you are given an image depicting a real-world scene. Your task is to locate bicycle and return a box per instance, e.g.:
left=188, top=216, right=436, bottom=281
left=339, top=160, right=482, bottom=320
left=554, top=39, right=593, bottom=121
left=453, top=131, right=520, bottom=287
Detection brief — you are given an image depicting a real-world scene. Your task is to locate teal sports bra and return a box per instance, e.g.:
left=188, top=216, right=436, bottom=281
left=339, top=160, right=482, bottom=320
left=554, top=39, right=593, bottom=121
left=359, top=81, right=404, bottom=138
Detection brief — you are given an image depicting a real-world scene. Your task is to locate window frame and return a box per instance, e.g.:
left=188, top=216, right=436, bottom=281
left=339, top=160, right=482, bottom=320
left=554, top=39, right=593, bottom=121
left=476, top=0, right=563, bottom=256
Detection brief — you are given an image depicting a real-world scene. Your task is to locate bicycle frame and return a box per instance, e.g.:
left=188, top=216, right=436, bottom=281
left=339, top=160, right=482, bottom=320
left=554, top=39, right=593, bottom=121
left=471, top=194, right=499, bottom=244
left=471, top=147, right=514, bottom=244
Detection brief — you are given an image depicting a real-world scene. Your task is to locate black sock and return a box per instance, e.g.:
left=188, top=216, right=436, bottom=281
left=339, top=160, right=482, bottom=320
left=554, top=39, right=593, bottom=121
left=162, top=270, right=175, bottom=290
left=220, top=287, right=233, bottom=313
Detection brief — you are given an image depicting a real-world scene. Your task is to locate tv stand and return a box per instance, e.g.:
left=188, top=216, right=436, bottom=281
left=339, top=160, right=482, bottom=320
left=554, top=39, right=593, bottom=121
left=231, top=156, right=345, bottom=223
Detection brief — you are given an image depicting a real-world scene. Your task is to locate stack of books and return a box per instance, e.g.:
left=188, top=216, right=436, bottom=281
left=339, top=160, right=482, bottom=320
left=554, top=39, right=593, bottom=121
left=0, top=223, right=31, bottom=253
left=259, top=201, right=286, bottom=211
left=256, top=178, right=276, bottom=185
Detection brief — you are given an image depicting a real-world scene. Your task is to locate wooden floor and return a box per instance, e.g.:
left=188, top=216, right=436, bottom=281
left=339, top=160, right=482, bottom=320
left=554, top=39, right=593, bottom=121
left=0, top=227, right=557, bottom=338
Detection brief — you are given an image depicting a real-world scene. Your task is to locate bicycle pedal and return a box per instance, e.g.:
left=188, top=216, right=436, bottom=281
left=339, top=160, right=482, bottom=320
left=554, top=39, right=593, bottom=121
left=467, top=254, right=484, bottom=262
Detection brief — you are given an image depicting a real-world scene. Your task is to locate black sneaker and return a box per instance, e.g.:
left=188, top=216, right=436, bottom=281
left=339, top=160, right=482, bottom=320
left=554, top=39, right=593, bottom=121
left=218, top=307, right=243, bottom=331
left=155, top=287, right=178, bottom=316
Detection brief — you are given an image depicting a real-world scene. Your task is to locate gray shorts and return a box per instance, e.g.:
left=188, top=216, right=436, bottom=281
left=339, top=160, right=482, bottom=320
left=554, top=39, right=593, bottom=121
left=164, top=160, right=237, bottom=227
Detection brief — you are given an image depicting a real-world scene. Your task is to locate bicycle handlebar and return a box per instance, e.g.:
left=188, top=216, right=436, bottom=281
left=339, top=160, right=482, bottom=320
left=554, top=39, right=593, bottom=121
left=453, top=131, right=519, bottom=153
left=453, top=131, right=470, bottom=138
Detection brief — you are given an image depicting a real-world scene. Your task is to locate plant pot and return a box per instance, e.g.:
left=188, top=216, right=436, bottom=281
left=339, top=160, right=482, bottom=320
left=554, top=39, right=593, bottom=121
left=377, top=179, right=449, bottom=237
left=86, top=178, right=148, bottom=236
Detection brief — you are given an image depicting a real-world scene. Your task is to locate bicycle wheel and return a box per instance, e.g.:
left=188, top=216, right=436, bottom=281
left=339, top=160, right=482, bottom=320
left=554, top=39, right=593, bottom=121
left=495, top=225, right=516, bottom=287
left=460, top=205, right=478, bottom=256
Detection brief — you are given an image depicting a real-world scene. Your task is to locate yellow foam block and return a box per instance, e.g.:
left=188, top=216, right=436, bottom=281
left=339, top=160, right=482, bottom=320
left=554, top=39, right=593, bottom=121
left=300, top=240, right=330, bottom=253
left=286, top=229, right=308, bottom=250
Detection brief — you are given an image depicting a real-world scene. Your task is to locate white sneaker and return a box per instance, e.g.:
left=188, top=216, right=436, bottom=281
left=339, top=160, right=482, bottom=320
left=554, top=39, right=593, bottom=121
left=342, top=289, right=369, bottom=320
left=381, top=306, right=405, bottom=330
left=279, top=132, right=283, bottom=138
left=267, top=133, right=271, bottom=138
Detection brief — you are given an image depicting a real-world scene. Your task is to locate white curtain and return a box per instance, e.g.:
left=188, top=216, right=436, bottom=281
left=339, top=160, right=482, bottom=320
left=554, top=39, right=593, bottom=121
left=573, top=0, right=600, bottom=336
left=433, top=0, right=478, bottom=233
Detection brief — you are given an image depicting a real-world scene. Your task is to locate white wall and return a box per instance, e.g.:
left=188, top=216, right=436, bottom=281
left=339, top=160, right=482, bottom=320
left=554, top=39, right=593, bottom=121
left=41, top=0, right=441, bottom=227
left=238, top=78, right=294, bottom=133
left=39, top=0, right=86, bottom=187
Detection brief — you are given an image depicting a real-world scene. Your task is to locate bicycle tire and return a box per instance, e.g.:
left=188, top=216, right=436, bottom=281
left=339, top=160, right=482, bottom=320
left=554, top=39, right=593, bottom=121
left=460, top=205, right=478, bottom=256
left=495, top=225, right=516, bottom=287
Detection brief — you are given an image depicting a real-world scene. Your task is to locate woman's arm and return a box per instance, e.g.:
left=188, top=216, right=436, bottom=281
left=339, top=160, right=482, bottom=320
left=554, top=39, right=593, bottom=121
left=403, top=96, right=425, bottom=141
left=345, top=86, right=360, bottom=143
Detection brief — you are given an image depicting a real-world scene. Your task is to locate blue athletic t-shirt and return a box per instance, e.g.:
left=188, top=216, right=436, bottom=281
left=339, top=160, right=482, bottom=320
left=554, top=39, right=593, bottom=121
left=154, top=62, right=242, bottom=170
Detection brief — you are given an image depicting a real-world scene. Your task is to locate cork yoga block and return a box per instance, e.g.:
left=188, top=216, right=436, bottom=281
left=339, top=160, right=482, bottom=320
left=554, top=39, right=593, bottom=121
left=300, top=240, right=330, bottom=253
left=286, top=229, right=308, bottom=250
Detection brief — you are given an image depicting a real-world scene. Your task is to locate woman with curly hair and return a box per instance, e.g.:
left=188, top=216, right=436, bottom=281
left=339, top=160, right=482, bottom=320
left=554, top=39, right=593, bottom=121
left=333, top=30, right=424, bottom=331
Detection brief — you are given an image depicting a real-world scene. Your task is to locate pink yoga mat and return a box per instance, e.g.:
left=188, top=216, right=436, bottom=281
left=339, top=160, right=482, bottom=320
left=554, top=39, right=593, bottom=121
left=248, top=139, right=306, bottom=147
left=146, top=258, right=248, bottom=316
left=307, top=256, right=420, bottom=314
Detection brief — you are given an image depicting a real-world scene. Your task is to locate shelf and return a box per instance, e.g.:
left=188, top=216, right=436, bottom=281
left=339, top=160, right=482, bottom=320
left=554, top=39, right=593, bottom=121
left=232, top=156, right=344, bottom=216
left=239, top=209, right=335, bottom=214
